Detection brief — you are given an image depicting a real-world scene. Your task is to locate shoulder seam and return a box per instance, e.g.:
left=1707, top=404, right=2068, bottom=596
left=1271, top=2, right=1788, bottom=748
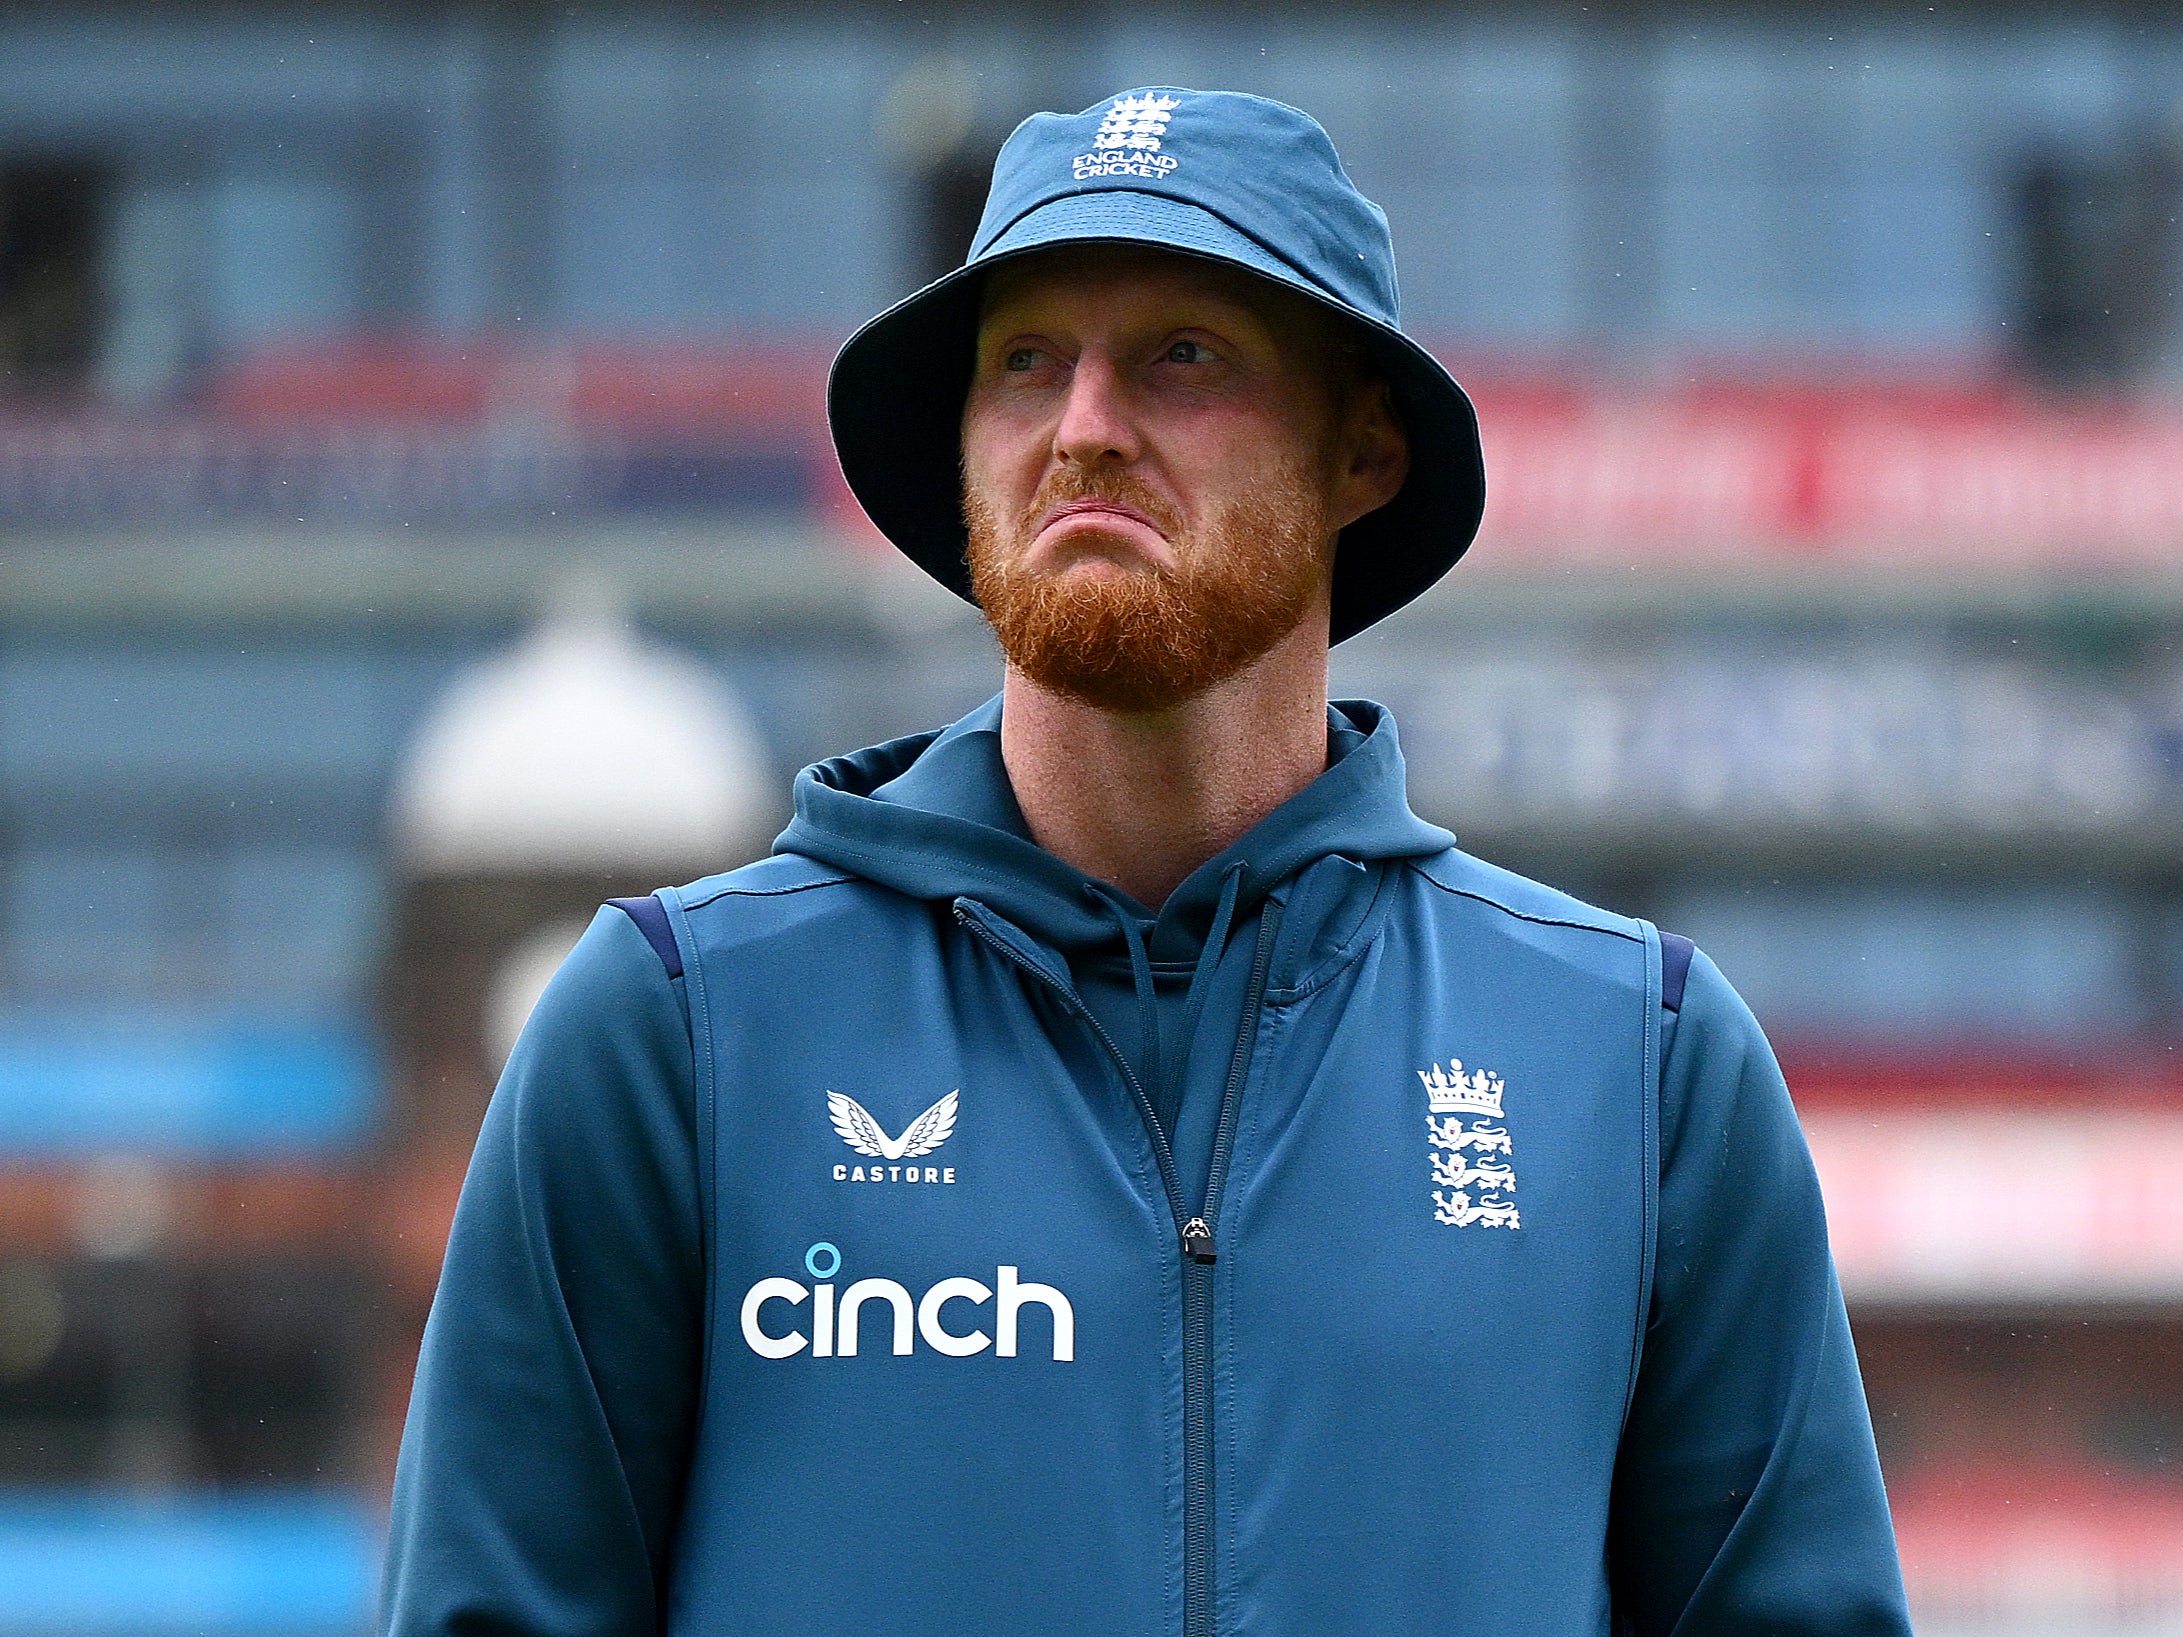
left=680, top=872, right=857, bottom=912
left=1407, top=859, right=1644, bottom=944
left=1659, top=931, right=1695, bottom=1013
left=606, top=894, right=682, bottom=981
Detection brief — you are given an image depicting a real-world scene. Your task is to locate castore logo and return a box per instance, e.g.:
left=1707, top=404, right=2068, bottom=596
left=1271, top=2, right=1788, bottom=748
left=828, top=1089, right=960, bottom=1185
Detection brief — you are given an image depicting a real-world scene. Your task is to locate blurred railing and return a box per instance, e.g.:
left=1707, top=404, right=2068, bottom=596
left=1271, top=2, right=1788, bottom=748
left=14, top=343, right=2183, bottom=582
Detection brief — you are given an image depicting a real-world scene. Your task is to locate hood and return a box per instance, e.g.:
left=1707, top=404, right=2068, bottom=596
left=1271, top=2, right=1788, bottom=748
left=774, top=696, right=1451, bottom=962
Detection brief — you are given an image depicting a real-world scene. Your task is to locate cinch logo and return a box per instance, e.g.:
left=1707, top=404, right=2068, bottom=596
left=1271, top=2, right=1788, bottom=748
left=740, top=1242, right=1075, bottom=1362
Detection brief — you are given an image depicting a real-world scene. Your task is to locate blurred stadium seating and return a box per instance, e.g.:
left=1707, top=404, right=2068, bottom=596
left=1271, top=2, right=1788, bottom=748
left=1, top=7, right=2180, bottom=1634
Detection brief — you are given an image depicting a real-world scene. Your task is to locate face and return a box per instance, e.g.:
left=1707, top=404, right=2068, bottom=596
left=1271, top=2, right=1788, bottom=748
left=960, top=244, right=1408, bottom=713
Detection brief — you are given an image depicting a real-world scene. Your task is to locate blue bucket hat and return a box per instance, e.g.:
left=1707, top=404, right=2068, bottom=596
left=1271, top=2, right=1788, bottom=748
left=827, top=87, right=1486, bottom=644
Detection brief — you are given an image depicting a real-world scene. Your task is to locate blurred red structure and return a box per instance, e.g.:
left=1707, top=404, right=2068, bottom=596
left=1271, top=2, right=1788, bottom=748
left=1893, top=1464, right=2183, bottom=1631
left=179, top=341, right=2183, bottom=570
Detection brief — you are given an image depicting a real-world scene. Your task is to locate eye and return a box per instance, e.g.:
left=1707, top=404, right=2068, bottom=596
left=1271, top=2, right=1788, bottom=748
left=1004, top=346, right=1040, bottom=372
left=1163, top=339, right=1208, bottom=364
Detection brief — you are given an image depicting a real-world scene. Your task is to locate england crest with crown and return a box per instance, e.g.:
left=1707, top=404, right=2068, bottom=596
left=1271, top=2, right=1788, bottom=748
left=1095, top=92, right=1179, bottom=151
left=1073, top=92, right=1184, bottom=181
left=1420, top=1058, right=1521, bottom=1229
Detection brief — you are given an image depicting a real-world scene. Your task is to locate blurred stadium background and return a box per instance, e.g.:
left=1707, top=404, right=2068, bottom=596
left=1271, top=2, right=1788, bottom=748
left=1, top=4, right=2181, bottom=1633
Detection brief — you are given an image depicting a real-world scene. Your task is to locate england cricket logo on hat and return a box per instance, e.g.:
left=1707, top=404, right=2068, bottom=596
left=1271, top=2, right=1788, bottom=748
left=1073, top=92, right=1183, bottom=182
left=1421, top=1059, right=1521, bottom=1229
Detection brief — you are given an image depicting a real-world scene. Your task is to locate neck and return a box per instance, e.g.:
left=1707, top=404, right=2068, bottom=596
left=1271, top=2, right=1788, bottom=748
left=999, top=611, right=1333, bottom=908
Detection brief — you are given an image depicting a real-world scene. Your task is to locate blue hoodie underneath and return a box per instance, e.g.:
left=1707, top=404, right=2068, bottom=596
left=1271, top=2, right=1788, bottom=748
left=382, top=695, right=1910, bottom=1637
left=865, top=697, right=1386, bottom=1206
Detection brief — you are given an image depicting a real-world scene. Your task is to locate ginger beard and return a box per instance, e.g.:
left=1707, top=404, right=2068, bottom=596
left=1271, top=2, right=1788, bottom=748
left=964, top=458, right=1334, bottom=714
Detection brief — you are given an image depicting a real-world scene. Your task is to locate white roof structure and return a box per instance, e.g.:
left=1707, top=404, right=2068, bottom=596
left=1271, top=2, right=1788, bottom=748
left=391, top=589, right=774, bottom=874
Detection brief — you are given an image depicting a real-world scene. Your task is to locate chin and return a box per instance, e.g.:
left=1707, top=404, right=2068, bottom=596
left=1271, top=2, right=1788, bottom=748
left=1030, top=544, right=1168, bottom=584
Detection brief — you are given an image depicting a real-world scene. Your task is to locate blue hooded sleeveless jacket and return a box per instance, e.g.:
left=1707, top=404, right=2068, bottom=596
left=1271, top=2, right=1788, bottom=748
left=382, top=699, right=1910, bottom=1637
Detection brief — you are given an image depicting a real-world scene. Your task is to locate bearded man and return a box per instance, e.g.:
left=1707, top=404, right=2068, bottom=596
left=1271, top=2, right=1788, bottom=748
left=382, top=90, right=1911, bottom=1637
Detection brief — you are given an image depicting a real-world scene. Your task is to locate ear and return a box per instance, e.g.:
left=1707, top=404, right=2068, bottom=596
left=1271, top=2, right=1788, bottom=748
left=1328, top=379, right=1410, bottom=531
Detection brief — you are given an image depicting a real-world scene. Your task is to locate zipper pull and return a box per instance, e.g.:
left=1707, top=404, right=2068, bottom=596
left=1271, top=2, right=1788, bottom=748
left=1181, top=1218, right=1217, bottom=1264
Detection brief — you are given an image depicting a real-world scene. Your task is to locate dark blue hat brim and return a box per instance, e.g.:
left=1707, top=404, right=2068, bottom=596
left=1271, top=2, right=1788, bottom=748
left=827, top=189, right=1485, bottom=645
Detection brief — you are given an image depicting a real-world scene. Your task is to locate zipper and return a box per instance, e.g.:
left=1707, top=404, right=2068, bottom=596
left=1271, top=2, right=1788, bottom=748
left=1181, top=903, right=1280, bottom=1637
left=952, top=903, right=1191, bottom=1250
left=1200, top=903, right=1281, bottom=1259
left=954, top=897, right=1282, bottom=1637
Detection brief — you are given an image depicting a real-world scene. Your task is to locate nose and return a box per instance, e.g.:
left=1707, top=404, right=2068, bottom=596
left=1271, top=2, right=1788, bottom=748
left=1052, top=350, right=1141, bottom=470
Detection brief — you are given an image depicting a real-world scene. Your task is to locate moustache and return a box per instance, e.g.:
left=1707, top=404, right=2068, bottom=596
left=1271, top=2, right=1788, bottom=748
left=1020, top=469, right=1184, bottom=543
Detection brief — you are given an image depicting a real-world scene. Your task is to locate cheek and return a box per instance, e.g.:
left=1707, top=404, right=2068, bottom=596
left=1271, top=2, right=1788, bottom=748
left=961, top=398, right=1047, bottom=503
left=1169, top=406, right=1330, bottom=507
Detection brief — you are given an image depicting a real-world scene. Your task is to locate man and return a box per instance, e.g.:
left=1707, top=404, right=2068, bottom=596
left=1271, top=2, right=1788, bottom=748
left=383, top=89, right=1911, bottom=1636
